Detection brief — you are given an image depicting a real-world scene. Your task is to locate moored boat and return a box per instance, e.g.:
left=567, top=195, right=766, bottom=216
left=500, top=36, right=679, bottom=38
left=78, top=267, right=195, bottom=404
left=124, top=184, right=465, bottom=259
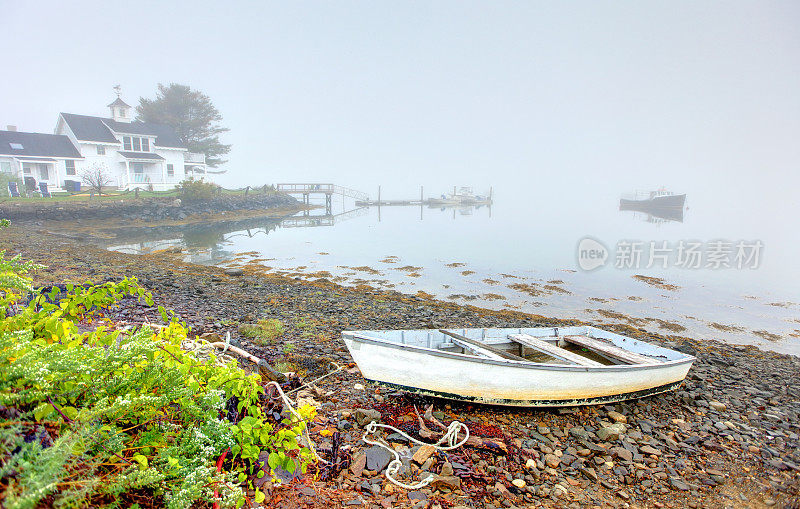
left=619, top=188, right=686, bottom=211
left=428, top=186, right=492, bottom=206
left=342, top=326, right=695, bottom=407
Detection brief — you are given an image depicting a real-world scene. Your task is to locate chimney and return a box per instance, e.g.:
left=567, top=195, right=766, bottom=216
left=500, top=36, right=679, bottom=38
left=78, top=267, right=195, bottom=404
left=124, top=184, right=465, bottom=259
left=6, top=125, right=17, bottom=132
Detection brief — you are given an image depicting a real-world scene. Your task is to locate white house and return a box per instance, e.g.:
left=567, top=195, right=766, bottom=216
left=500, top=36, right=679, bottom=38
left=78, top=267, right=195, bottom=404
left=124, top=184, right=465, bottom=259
left=0, top=94, right=213, bottom=193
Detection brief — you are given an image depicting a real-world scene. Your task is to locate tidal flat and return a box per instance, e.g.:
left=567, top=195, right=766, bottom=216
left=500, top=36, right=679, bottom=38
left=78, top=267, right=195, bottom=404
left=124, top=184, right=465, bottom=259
left=3, top=219, right=799, bottom=508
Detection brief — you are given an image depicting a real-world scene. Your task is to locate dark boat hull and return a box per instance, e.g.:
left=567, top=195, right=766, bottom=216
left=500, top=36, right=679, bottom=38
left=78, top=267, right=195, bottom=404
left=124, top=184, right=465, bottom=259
left=619, top=194, right=686, bottom=223
left=620, top=194, right=686, bottom=209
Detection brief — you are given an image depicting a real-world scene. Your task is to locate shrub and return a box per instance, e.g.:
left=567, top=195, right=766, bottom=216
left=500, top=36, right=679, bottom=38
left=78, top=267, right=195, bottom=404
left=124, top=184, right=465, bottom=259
left=0, top=247, right=316, bottom=508
left=175, top=177, right=218, bottom=201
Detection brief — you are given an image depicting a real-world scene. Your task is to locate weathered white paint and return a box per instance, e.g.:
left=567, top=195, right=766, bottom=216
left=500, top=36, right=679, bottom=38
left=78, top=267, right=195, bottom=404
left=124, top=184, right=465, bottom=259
left=342, top=326, right=695, bottom=407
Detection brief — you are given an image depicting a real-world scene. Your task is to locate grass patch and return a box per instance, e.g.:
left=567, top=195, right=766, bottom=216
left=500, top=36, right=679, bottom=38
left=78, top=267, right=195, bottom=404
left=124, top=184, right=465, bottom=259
left=237, top=318, right=285, bottom=344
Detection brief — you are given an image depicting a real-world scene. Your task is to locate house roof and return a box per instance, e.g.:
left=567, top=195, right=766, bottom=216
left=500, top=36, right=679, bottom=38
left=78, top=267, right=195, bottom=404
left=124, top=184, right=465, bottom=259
left=60, top=113, right=119, bottom=143
left=119, top=151, right=165, bottom=160
left=107, top=97, right=131, bottom=108
left=0, top=130, right=82, bottom=158
left=60, top=112, right=187, bottom=149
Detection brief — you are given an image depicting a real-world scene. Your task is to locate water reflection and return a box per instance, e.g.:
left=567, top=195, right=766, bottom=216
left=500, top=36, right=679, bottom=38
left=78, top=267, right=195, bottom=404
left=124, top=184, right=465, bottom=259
left=104, top=203, right=487, bottom=260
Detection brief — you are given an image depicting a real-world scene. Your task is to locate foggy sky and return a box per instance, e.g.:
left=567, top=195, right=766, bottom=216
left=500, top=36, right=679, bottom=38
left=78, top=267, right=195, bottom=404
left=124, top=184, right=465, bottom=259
left=1, top=1, right=798, bottom=201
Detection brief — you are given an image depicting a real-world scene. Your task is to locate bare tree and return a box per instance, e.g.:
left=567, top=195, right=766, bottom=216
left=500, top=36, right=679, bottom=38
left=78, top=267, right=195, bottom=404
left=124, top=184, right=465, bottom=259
left=80, top=164, right=113, bottom=196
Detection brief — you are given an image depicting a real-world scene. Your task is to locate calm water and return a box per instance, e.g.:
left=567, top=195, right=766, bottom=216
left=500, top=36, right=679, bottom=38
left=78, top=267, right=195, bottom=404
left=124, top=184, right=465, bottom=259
left=105, top=184, right=800, bottom=356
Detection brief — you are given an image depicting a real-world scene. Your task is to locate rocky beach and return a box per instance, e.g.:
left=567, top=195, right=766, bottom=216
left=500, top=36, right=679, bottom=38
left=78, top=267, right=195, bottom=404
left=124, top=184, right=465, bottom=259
left=2, top=211, right=798, bottom=509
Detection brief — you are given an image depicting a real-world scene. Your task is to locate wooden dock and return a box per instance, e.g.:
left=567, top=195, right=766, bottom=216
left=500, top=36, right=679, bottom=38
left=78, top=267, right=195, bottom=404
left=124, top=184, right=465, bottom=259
left=276, top=183, right=369, bottom=207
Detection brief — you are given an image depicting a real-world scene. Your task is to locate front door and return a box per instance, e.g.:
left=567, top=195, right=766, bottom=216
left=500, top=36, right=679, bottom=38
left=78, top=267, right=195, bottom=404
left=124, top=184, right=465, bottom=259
left=133, top=163, right=145, bottom=183
left=37, top=164, right=50, bottom=180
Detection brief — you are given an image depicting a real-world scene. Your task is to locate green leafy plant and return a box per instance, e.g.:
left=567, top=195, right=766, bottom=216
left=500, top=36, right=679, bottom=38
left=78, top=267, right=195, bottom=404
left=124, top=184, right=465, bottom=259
left=0, top=252, right=317, bottom=508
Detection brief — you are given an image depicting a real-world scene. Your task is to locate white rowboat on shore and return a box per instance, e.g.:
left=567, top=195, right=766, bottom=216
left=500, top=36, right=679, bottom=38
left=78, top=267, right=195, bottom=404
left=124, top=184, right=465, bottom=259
left=342, top=326, right=695, bottom=407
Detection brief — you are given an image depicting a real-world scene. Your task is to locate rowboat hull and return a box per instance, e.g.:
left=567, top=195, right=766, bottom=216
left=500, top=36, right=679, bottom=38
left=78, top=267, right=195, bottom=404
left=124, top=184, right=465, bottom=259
left=342, top=326, right=694, bottom=407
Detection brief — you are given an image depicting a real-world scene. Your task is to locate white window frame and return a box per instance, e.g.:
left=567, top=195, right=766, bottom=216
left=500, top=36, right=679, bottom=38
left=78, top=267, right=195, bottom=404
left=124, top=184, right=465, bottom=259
left=65, top=160, right=76, bottom=176
left=97, top=145, right=106, bottom=155
left=123, top=137, right=132, bottom=151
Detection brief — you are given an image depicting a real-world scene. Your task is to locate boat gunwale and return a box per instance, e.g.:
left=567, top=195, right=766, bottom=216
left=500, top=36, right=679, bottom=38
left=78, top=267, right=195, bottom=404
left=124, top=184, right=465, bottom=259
left=342, top=329, right=696, bottom=373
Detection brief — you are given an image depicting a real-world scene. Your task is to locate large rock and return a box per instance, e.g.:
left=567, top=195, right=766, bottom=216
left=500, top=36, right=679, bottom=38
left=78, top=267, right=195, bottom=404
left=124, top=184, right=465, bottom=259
left=640, top=445, right=662, bottom=456
left=412, top=445, right=436, bottom=465
left=709, top=401, right=727, bottom=412
left=597, top=423, right=626, bottom=441
left=431, top=475, right=461, bottom=490
left=569, top=426, right=589, bottom=440
left=611, top=446, right=633, bottom=462
left=365, top=446, right=393, bottom=472
left=353, top=408, right=381, bottom=427
left=607, top=410, right=628, bottom=423
left=544, top=453, right=561, bottom=468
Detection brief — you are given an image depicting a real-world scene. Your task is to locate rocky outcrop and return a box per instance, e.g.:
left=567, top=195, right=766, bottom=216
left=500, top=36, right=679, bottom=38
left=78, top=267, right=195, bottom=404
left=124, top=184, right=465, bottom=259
left=0, top=193, right=298, bottom=222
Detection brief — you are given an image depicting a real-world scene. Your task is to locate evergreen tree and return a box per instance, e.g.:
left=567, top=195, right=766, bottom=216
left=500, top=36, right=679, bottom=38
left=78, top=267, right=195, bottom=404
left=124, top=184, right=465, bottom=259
left=136, top=83, right=231, bottom=167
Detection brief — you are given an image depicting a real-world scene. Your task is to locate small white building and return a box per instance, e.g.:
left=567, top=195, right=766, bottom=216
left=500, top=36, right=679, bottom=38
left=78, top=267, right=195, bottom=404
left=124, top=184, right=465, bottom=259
left=0, top=94, right=212, bottom=194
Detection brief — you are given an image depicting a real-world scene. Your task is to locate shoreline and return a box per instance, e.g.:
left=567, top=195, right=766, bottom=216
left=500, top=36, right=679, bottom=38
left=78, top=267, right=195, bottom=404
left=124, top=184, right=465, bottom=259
left=2, top=220, right=799, bottom=508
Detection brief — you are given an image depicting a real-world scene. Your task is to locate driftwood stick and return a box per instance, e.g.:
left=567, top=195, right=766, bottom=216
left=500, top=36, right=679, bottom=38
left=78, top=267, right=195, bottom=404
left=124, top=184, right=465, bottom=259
left=424, top=404, right=448, bottom=430
left=413, top=405, right=436, bottom=439
left=414, top=404, right=507, bottom=453
left=208, top=342, right=286, bottom=382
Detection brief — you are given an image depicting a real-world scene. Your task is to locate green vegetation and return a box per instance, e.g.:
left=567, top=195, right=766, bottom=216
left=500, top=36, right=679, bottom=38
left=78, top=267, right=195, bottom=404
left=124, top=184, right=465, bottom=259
left=174, top=177, right=219, bottom=202
left=0, top=173, right=26, bottom=198
left=295, top=316, right=316, bottom=338
left=0, top=223, right=315, bottom=508
left=237, top=318, right=285, bottom=345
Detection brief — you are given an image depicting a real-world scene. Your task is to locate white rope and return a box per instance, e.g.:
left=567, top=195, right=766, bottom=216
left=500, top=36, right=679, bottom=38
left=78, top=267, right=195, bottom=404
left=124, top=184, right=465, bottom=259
left=264, top=380, right=327, bottom=465
left=361, top=419, right=469, bottom=490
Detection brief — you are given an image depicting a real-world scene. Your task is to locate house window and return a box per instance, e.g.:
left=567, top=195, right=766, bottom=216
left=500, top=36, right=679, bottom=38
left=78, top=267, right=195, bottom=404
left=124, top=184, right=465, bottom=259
left=0, top=161, right=11, bottom=174
left=141, top=138, right=150, bottom=151
left=38, top=164, right=50, bottom=180
left=132, top=138, right=141, bottom=151
left=123, top=137, right=132, bottom=151
left=97, top=145, right=106, bottom=155
left=167, top=164, right=174, bottom=176
left=9, top=143, right=23, bottom=150
left=23, top=164, right=32, bottom=174
left=65, top=160, right=76, bottom=176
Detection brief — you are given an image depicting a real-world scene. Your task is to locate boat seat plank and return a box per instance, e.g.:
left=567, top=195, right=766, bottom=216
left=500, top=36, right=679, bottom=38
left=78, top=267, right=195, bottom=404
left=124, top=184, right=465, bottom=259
left=563, top=335, right=659, bottom=365
left=439, top=329, right=527, bottom=361
left=508, top=334, right=603, bottom=367
left=445, top=337, right=506, bottom=360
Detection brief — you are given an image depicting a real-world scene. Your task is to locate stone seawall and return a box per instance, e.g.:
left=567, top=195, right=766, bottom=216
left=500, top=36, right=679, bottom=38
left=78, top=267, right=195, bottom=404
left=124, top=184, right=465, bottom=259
left=0, top=193, right=299, bottom=222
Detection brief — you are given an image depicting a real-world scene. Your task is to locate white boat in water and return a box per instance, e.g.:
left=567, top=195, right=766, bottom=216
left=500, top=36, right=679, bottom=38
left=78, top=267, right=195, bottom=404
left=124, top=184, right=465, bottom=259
left=428, top=186, right=492, bottom=206
left=342, top=326, right=695, bottom=407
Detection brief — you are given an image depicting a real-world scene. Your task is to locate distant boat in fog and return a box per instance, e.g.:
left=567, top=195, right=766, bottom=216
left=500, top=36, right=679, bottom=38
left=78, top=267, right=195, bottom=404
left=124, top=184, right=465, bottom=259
left=619, top=189, right=686, bottom=223
left=428, top=186, right=492, bottom=206
left=620, top=189, right=686, bottom=210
